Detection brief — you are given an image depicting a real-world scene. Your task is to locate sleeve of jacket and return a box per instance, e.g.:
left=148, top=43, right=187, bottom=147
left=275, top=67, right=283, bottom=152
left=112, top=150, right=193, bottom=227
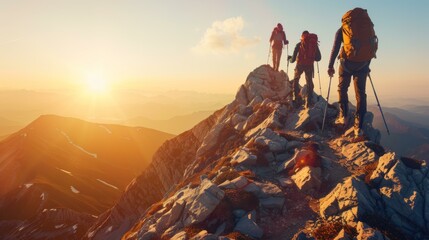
left=328, top=28, right=342, bottom=68
left=282, top=31, right=288, bottom=44
left=290, top=43, right=300, bottom=63
left=315, top=46, right=322, bottom=62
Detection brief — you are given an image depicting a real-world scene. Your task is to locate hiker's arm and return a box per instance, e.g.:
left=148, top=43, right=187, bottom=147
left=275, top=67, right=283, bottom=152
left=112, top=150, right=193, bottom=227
left=290, top=43, right=299, bottom=63
left=328, top=28, right=342, bottom=69
left=269, top=32, right=274, bottom=43
left=315, top=46, right=322, bottom=62
left=282, top=32, right=288, bottom=45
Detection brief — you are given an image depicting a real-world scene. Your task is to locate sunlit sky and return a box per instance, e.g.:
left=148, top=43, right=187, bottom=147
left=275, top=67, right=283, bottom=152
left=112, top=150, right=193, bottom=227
left=1, top=0, right=428, bottom=99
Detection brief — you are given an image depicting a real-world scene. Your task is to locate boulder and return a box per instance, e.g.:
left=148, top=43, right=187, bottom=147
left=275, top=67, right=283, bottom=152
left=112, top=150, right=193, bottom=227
left=291, top=166, right=322, bottom=193
left=231, top=149, right=258, bottom=166
left=234, top=211, right=264, bottom=239
left=254, top=128, right=288, bottom=153
left=356, top=221, right=385, bottom=240
left=319, top=177, right=376, bottom=225
left=183, top=179, right=225, bottom=226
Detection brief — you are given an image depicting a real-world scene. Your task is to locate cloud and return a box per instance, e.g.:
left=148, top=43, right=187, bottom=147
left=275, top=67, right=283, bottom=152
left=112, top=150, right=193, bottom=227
left=192, top=17, right=260, bottom=54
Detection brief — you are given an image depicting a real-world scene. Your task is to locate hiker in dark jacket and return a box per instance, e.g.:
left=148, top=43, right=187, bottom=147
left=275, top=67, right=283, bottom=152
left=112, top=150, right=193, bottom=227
left=289, top=31, right=321, bottom=108
left=269, top=23, right=288, bottom=71
left=327, top=28, right=371, bottom=136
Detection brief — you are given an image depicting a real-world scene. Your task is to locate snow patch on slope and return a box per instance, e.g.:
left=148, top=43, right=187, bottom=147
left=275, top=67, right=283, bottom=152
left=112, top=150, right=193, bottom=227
left=59, top=130, right=97, bottom=158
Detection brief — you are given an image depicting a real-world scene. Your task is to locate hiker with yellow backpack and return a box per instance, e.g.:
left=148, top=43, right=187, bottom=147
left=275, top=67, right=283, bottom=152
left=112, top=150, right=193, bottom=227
left=289, top=31, right=321, bottom=108
left=327, top=8, right=378, bottom=137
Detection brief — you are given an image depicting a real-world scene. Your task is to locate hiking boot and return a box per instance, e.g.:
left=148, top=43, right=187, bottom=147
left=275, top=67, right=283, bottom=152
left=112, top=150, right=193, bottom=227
left=352, top=127, right=366, bottom=142
left=335, top=112, right=350, bottom=127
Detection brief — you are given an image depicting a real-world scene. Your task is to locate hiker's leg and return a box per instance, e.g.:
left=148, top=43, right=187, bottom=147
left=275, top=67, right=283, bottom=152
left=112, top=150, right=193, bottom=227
left=338, top=63, right=352, bottom=118
left=272, top=48, right=278, bottom=70
left=277, top=49, right=283, bottom=71
left=304, top=65, right=314, bottom=106
left=353, top=65, right=369, bottom=129
left=292, top=66, right=304, bottom=101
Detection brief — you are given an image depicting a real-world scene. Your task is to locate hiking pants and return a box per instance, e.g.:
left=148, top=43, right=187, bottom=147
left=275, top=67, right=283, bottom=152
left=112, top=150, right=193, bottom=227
left=292, top=64, right=314, bottom=102
left=338, top=60, right=370, bottom=129
left=272, top=47, right=282, bottom=71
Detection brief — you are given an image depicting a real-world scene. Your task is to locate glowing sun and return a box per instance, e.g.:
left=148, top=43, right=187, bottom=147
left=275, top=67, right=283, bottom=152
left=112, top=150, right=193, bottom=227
left=85, top=74, right=110, bottom=95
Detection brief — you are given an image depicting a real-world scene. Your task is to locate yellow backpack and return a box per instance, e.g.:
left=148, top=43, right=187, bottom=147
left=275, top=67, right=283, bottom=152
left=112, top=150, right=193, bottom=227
left=340, top=8, right=378, bottom=62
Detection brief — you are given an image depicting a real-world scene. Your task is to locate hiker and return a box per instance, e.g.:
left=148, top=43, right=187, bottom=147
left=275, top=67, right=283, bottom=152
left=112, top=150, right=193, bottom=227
left=288, top=31, right=321, bottom=108
left=269, top=23, right=289, bottom=71
left=327, top=8, right=378, bottom=137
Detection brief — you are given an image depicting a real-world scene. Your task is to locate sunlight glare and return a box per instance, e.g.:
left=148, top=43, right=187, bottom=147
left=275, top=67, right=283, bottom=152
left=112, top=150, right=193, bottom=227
left=85, top=73, right=110, bottom=95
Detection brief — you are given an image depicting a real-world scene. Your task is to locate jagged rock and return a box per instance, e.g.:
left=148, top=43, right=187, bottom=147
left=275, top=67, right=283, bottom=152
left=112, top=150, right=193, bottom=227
left=218, top=176, right=249, bottom=189
left=277, top=177, right=293, bottom=187
left=341, top=141, right=377, bottom=166
left=333, top=229, right=350, bottom=240
left=234, top=211, right=264, bottom=239
left=254, top=128, right=288, bottom=153
left=253, top=181, right=283, bottom=198
left=369, top=152, right=427, bottom=234
left=244, top=102, right=288, bottom=138
left=183, top=179, right=225, bottom=226
left=171, top=231, right=187, bottom=240
left=291, top=166, right=322, bottom=193
left=277, top=157, right=296, bottom=173
left=235, top=85, right=249, bottom=106
left=243, top=182, right=262, bottom=195
left=231, top=148, right=258, bottom=166
left=356, top=221, right=385, bottom=240
left=319, top=177, right=376, bottom=225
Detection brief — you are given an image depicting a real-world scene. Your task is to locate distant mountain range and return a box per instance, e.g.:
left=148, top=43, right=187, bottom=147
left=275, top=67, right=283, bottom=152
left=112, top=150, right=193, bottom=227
left=0, top=115, right=173, bottom=238
left=126, top=111, right=213, bottom=135
left=369, top=105, right=429, bottom=160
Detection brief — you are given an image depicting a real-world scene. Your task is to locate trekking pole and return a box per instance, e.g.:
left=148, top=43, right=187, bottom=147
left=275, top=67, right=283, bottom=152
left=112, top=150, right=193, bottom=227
left=368, top=73, right=390, bottom=135
left=267, top=44, right=271, bottom=65
left=286, top=45, right=289, bottom=75
left=316, top=62, right=322, bottom=96
left=321, top=76, right=332, bottom=133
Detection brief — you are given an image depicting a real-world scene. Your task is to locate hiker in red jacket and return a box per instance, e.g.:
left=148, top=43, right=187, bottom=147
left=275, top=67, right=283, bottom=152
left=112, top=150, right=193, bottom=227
left=269, top=23, right=289, bottom=71
left=289, top=31, right=322, bottom=108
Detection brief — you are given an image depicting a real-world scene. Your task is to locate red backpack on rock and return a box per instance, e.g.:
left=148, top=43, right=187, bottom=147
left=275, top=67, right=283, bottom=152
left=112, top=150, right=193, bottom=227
left=297, top=33, right=318, bottom=66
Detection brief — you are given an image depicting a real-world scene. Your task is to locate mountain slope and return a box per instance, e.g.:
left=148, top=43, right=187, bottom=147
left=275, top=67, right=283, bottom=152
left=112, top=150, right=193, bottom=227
left=0, top=115, right=174, bottom=239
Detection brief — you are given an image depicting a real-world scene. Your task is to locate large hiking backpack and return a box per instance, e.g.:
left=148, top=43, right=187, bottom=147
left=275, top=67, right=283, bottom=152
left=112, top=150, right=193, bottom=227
left=340, top=8, right=378, bottom=62
left=297, top=33, right=318, bottom=65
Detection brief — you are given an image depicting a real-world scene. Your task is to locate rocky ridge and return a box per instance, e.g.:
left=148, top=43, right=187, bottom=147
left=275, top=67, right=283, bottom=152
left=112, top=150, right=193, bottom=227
left=85, top=65, right=427, bottom=239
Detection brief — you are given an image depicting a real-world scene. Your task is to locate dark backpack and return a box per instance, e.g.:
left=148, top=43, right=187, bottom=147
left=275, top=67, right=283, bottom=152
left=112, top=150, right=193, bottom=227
left=297, top=33, right=318, bottom=65
left=340, top=8, right=378, bottom=62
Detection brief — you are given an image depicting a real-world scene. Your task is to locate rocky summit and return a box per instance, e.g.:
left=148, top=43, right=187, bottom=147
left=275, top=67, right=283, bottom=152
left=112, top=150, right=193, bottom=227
left=6, top=65, right=428, bottom=239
